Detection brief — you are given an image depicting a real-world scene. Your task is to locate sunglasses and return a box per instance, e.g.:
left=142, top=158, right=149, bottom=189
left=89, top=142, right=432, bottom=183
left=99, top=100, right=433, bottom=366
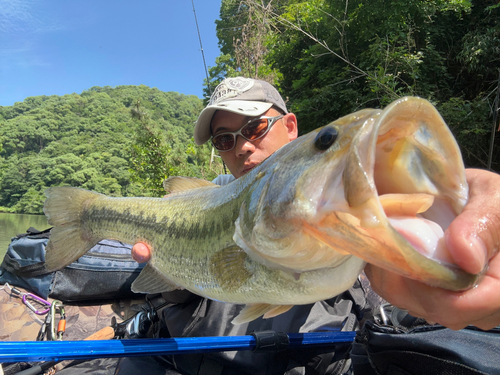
left=211, top=114, right=285, bottom=152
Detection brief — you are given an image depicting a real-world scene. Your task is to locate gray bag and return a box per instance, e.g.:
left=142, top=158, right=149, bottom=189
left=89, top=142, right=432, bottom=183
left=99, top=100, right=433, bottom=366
left=0, top=227, right=145, bottom=301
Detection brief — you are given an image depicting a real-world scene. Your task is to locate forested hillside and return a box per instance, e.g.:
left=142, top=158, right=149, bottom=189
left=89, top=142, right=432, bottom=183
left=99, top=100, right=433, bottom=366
left=0, top=85, right=222, bottom=214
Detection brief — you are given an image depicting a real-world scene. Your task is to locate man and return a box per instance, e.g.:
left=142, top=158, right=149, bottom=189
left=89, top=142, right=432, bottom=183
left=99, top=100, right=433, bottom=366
left=124, top=77, right=370, bottom=375
left=128, top=77, right=500, bottom=373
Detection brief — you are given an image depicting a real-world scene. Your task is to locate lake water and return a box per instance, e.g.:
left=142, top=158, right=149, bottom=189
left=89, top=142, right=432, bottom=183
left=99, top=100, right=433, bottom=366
left=0, top=213, right=50, bottom=259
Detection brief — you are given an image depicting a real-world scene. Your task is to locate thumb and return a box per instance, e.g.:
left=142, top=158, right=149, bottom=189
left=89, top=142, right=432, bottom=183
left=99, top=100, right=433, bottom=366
left=132, top=242, right=152, bottom=263
left=445, top=169, right=500, bottom=275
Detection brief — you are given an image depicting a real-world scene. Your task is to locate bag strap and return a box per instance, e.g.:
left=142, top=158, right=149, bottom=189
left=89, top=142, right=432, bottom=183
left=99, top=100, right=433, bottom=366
left=15, top=227, right=52, bottom=239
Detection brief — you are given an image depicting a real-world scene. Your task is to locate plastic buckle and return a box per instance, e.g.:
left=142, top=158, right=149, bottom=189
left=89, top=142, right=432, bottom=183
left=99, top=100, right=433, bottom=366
left=251, top=330, right=289, bottom=353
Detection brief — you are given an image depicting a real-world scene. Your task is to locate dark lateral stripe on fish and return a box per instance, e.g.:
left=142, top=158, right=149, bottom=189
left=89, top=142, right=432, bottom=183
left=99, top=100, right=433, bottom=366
left=80, top=200, right=241, bottom=243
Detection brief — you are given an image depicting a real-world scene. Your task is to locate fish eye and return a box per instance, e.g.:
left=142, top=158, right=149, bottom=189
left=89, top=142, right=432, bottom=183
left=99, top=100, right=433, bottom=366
left=314, top=126, right=338, bottom=151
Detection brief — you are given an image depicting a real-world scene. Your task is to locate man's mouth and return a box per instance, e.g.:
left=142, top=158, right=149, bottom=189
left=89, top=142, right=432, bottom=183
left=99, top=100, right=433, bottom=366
left=241, top=164, right=257, bottom=175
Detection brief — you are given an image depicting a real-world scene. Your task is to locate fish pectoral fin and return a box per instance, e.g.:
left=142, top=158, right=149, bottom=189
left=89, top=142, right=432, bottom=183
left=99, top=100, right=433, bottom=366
left=232, top=303, right=288, bottom=325
left=163, top=176, right=218, bottom=194
left=131, top=264, right=182, bottom=294
left=210, top=246, right=253, bottom=292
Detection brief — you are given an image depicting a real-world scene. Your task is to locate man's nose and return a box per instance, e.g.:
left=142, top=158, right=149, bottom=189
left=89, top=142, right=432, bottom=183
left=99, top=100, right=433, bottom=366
left=234, top=135, right=255, bottom=157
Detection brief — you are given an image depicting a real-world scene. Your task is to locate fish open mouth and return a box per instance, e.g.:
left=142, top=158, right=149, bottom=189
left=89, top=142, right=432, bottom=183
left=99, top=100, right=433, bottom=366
left=371, top=97, right=467, bottom=264
left=382, top=195, right=455, bottom=264
left=318, top=97, right=477, bottom=290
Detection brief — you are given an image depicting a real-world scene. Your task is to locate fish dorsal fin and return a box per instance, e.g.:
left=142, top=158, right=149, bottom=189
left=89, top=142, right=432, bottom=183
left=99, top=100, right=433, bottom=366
left=131, top=264, right=182, bottom=294
left=163, top=176, right=218, bottom=194
left=232, top=304, right=294, bottom=325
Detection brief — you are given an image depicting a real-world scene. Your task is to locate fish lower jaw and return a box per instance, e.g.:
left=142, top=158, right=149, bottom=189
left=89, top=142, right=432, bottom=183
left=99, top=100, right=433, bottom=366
left=388, top=216, right=454, bottom=265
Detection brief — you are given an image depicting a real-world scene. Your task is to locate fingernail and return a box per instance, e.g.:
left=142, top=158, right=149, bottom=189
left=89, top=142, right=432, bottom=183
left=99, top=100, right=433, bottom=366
left=468, top=235, right=488, bottom=274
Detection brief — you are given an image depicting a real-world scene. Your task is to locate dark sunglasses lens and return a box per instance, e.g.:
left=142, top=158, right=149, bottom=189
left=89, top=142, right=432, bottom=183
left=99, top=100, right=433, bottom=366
left=241, top=118, right=269, bottom=140
left=212, top=134, right=235, bottom=151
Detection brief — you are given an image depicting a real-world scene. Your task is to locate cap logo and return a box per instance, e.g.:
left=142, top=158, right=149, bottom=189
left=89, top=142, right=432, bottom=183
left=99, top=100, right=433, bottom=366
left=209, top=77, right=255, bottom=106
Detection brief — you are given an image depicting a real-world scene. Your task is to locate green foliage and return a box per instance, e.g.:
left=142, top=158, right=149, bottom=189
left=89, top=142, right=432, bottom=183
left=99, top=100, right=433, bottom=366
left=128, top=100, right=225, bottom=197
left=209, top=0, right=499, bottom=172
left=437, top=97, right=498, bottom=169
left=129, top=101, right=175, bottom=196
left=2, top=0, right=498, bottom=216
left=0, top=85, right=223, bottom=213
left=13, top=187, right=46, bottom=215
left=204, top=0, right=283, bottom=99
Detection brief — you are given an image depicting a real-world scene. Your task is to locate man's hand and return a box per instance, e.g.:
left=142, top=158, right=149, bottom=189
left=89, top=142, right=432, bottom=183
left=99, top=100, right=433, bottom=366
left=365, top=169, right=500, bottom=330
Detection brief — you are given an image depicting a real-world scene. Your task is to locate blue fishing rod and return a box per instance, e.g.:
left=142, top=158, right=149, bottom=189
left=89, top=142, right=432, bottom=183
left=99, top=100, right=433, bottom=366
left=0, top=330, right=355, bottom=364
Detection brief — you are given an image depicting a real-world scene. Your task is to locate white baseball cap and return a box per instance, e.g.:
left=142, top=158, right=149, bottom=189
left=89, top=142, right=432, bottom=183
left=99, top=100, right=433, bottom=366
left=194, top=77, right=288, bottom=145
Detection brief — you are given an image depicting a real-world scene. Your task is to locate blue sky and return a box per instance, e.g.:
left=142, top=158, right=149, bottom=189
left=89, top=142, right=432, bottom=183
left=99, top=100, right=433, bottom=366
left=0, top=0, right=222, bottom=106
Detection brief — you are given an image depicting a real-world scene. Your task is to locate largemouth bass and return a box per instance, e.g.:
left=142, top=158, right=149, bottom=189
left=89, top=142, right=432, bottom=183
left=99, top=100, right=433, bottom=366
left=43, top=97, right=480, bottom=324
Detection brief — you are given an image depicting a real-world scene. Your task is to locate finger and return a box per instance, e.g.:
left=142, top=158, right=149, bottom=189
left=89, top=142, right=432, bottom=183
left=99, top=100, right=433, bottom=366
left=364, top=264, right=426, bottom=314
left=368, top=271, right=493, bottom=331
left=132, top=242, right=151, bottom=263
left=366, top=256, right=500, bottom=330
left=469, top=312, right=500, bottom=331
left=404, top=278, right=500, bottom=330
left=445, top=169, right=500, bottom=274
left=405, top=254, right=500, bottom=329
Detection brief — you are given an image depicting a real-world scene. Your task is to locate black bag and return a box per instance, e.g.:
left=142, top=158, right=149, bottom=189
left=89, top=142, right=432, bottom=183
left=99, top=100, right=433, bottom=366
left=0, top=227, right=145, bottom=301
left=351, top=318, right=500, bottom=375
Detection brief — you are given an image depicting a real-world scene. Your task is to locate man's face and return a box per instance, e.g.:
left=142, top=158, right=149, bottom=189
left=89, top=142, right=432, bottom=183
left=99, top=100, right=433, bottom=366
left=211, top=108, right=297, bottom=178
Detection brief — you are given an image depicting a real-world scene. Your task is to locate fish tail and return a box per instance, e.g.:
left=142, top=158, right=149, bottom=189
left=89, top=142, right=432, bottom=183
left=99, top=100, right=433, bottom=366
left=43, top=187, right=104, bottom=272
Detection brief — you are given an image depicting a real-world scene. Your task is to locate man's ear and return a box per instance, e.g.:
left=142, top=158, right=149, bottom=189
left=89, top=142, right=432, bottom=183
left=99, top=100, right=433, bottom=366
left=283, top=113, right=298, bottom=141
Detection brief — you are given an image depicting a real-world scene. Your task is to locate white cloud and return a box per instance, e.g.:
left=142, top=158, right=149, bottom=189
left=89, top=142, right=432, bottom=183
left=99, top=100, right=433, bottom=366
left=0, top=0, right=62, bottom=35
left=0, top=0, right=63, bottom=69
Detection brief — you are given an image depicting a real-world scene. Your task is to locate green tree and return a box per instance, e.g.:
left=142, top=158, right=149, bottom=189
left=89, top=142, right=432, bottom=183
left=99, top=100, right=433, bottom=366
left=209, top=0, right=499, bottom=171
left=13, top=187, right=46, bottom=214
left=204, top=0, right=284, bottom=100
left=128, top=101, right=225, bottom=196
left=129, top=101, right=175, bottom=196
